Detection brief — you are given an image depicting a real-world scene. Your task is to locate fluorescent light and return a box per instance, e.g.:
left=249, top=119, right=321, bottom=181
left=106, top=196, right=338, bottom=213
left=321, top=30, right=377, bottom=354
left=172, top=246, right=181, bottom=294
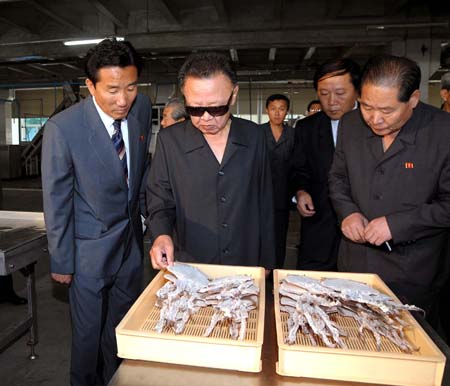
left=64, top=37, right=124, bottom=46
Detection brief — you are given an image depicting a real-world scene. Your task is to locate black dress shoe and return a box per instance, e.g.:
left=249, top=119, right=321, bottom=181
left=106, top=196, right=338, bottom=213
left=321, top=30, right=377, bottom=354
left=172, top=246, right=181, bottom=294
left=0, top=292, right=28, bottom=305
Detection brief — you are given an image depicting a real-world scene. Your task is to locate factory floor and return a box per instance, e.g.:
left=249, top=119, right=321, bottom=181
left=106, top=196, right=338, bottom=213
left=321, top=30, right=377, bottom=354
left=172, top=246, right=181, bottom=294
left=0, top=176, right=301, bottom=386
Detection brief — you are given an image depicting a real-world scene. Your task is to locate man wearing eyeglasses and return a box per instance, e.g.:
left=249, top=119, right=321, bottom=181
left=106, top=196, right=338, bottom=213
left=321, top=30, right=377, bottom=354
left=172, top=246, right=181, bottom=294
left=146, top=52, right=276, bottom=273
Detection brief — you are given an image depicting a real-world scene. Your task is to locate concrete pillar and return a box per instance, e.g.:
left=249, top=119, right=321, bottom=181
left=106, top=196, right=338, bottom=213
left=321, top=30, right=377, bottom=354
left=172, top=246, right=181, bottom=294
left=391, top=38, right=441, bottom=103
left=0, top=89, right=14, bottom=145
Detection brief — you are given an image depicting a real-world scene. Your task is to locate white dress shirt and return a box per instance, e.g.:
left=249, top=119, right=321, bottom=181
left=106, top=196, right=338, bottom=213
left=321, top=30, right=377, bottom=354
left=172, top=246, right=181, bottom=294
left=92, top=96, right=130, bottom=174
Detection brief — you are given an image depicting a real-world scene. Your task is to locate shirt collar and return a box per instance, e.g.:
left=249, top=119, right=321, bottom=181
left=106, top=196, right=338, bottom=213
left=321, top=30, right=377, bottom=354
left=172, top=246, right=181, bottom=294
left=92, top=96, right=118, bottom=130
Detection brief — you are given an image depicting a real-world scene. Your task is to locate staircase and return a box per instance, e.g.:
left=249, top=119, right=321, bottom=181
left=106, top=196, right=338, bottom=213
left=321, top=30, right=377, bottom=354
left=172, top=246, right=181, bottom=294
left=21, top=82, right=80, bottom=176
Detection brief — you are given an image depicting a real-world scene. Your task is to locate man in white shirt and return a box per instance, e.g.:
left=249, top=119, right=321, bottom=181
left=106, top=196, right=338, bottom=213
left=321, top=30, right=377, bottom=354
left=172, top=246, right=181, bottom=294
left=291, top=58, right=360, bottom=271
left=42, top=39, right=152, bottom=386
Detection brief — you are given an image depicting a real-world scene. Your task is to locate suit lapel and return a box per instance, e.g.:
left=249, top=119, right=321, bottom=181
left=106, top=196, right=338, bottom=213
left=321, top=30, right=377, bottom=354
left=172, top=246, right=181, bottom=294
left=84, top=97, right=128, bottom=193
left=318, top=115, right=335, bottom=169
left=127, top=113, right=141, bottom=196
left=221, top=117, right=248, bottom=168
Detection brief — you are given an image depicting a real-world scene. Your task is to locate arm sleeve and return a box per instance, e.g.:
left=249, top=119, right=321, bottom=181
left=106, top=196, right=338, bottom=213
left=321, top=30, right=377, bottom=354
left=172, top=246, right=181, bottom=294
left=145, top=133, right=176, bottom=240
left=387, top=151, right=450, bottom=243
left=41, top=120, right=75, bottom=274
left=259, top=132, right=277, bottom=269
left=290, top=123, right=311, bottom=194
left=139, top=97, right=153, bottom=218
left=328, top=120, right=361, bottom=222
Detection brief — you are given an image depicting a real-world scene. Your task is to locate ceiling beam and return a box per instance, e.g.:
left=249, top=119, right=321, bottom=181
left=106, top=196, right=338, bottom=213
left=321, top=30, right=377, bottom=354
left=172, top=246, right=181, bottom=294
left=26, top=63, right=58, bottom=75
left=211, top=0, right=228, bottom=24
left=23, top=0, right=82, bottom=32
left=7, top=66, right=33, bottom=75
left=127, top=28, right=398, bottom=51
left=153, top=0, right=181, bottom=25
left=90, top=0, right=128, bottom=29
left=0, top=15, right=34, bottom=34
left=0, top=26, right=404, bottom=61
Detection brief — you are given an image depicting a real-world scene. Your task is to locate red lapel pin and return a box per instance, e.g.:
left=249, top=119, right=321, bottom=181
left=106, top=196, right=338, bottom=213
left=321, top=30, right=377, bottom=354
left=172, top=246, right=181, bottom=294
left=140, top=135, right=144, bottom=141
left=404, top=162, right=414, bottom=169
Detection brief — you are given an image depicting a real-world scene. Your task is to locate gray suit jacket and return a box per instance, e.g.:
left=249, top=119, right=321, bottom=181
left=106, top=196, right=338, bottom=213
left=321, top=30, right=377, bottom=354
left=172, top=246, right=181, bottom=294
left=42, top=94, right=152, bottom=278
left=329, top=102, right=450, bottom=303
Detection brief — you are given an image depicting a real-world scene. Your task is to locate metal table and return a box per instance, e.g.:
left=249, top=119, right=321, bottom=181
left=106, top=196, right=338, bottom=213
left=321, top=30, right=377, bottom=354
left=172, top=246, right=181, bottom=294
left=0, top=211, right=47, bottom=359
left=109, top=282, right=450, bottom=386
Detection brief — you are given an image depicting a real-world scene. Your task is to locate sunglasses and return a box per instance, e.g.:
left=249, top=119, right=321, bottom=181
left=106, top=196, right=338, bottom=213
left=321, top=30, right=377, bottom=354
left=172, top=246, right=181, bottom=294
left=185, top=92, right=233, bottom=117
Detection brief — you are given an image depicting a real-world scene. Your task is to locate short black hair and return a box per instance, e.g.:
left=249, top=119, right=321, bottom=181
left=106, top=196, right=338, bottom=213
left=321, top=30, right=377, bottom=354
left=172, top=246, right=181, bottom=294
left=84, top=38, right=142, bottom=85
left=313, top=58, right=361, bottom=91
left=265, top=94, right=290, bottom=110
left=307, top=99, right=321, bottom=111
left=178, top=52, right=237, bottom=90
left=361, top=55, right=421, bottom=102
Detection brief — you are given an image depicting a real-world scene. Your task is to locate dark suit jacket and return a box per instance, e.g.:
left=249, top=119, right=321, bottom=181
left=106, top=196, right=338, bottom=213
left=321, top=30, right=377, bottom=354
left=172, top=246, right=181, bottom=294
left=146, top=116, right=276, bottom=269
left=329, top=103, right=450, bottom=306
left=260, top=122, right=295, bottom=211
left=42, top=94, right=152, bottom=278
left=291, top=111, right=340, bottom=270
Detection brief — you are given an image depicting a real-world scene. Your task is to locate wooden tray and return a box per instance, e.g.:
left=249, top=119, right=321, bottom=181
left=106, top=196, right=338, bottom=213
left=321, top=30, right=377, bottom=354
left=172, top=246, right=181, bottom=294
left=274, top=269, right=445, bottom=386
left=116, top=263, right=265, bottom=372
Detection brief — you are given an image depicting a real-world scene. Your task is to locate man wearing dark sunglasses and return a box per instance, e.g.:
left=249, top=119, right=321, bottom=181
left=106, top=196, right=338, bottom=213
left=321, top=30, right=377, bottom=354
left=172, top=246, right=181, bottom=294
left=146, top=52, right=276, bottom=274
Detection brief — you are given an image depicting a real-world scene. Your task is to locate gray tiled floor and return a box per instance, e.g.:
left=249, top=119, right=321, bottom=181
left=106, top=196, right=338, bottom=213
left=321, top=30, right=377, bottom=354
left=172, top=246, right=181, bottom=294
left=0, top=177, right=300, bottom=385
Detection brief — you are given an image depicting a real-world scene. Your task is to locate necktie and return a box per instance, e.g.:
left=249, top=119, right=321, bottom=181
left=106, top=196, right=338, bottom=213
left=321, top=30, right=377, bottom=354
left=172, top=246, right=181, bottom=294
left=112, top=119, right=128, bottom=183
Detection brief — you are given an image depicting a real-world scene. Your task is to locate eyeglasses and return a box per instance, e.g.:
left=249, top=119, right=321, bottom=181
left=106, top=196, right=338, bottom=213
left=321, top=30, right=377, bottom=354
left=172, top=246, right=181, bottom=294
left=185, top=93, right=233, bottom=117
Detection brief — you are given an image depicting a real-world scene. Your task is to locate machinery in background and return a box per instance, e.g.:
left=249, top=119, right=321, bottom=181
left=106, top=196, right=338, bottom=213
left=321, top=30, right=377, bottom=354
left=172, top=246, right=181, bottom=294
left=21, top=82, right=81, bottom=177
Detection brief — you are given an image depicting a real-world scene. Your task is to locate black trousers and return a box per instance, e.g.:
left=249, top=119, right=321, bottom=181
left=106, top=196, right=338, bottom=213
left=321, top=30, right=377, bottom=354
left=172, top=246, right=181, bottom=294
left=274, top=209, right=290, bottom=269
left=296, top=208, right=340, bottom=271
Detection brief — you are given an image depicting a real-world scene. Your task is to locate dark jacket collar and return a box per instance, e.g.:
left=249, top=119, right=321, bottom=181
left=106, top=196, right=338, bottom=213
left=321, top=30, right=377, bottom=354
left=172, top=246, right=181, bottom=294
left=183, top=115, right=248, bottom=153
left=366, top=102, right=426, bottom=145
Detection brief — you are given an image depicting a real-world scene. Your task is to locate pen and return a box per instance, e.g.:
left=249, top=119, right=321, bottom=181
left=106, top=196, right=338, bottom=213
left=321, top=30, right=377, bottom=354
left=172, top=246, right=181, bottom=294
left=385, top=241, right=392, bottom=252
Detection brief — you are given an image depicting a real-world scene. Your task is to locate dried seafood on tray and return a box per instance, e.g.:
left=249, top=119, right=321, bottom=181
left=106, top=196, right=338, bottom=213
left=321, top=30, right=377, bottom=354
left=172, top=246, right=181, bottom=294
left=154, top=262, right=259, bottom=340
left=279, top=274, right=423, bottom=353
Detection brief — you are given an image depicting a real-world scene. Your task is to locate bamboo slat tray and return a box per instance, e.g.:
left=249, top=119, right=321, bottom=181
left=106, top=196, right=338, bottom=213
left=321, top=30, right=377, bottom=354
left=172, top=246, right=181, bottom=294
left=116, top=263, right=265, bottom=372
left=274, top=269, right=445, bottom=386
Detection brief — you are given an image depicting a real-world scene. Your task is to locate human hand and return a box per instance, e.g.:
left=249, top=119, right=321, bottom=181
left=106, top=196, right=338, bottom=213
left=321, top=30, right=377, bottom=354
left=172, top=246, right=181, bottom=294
left=51, top=273, right=72, bottom=285
left=341, top=212, right=368, bottom=243
left=149, top=235, right=174, bottom=269
left=364, top=216, right=392, bottom=246
left=296, top=190, right=316, bottom=217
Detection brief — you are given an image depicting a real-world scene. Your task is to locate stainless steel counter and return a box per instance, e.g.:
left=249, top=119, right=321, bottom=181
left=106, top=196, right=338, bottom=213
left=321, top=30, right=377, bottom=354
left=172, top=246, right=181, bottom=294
left=0, top=211, right=47, bottom=358
left=109, top=281, right=450, bottom=386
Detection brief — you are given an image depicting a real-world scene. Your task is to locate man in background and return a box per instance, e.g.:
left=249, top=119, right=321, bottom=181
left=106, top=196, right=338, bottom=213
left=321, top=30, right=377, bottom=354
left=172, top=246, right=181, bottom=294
left=260, top=94, right=295, bottom=269
left=329, top=55, right=450, bottom=315
left=42, top=39, right=152, bottom=386
left=440, top=72, right=450, bottom=113
left=306, top=99, right=322, bottom=116
left=291, top=58, right=360, bottom=271
left=160, top=97, right=188, bottom=128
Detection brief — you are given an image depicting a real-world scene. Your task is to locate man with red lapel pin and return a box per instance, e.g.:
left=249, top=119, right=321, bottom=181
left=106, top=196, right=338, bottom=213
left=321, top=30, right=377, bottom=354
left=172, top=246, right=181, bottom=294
left=329, top=55, right=450, bottom=322
left=42, top=38, right=152, bottom=386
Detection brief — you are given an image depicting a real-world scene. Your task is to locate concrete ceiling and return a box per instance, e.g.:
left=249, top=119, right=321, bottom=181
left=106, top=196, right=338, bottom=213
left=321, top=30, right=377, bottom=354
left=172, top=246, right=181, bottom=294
left=0, top=0, right=449, bottom=88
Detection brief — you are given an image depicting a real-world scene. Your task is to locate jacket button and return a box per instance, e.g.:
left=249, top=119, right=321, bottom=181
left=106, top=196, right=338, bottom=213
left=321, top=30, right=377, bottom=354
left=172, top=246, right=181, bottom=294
left=218, top=170, right=224, bottom=176
left=222, top=222, right=228, bottom=228
left=220, top=196, right=227, bottom=203
left=222, top=248, right=229, bottom=254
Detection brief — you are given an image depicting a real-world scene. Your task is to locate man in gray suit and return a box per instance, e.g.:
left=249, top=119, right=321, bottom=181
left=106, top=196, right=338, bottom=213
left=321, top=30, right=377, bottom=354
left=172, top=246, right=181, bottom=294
left=42, top=39, right=152, bottom=386
left=329, top=55, right=450, bottom=315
